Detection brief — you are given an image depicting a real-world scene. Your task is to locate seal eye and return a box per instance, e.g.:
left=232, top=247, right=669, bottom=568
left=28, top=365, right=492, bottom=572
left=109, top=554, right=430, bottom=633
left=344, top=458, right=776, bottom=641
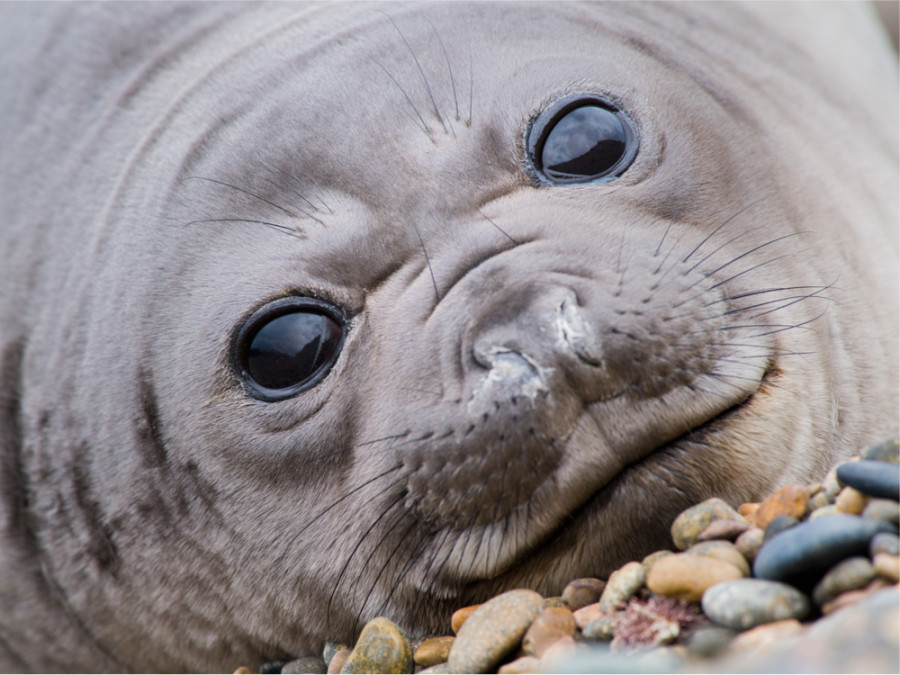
left=235, top=298, right=345, bottom=401
left=527, top=96, right=637, bottom=184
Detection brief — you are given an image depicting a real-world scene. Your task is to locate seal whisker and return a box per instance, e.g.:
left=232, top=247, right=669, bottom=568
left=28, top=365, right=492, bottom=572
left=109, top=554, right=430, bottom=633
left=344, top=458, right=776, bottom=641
left=254, top=160, right=327, bottom=226
left=746, top=307, right=831, bottom=338
left=183, top=175, right=297, bottom=217
left=281, top=463, right=404, bottom=555
left=182, top=217, right=303, bottom=239
left=412, top=221, right=441, bottom=303
left=425, top=17, right=459, bottom=125
left=677, top=253, right=795, bottom=307
left=379, top=11, right=447, bottom=133
left=683, top=227, right=764, bottom=276
left=701, top=232, right=807, bottom=285
left=681, top=199, right=763, bottom=264
left=370, top=56, right=434, bottom=141
left=474, top=206, right=520, bottom=245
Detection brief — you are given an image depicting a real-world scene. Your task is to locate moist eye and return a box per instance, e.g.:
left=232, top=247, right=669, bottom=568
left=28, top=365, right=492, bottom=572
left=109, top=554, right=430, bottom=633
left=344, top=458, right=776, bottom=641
left=527, top=95, right=637, bottom=185
left=234, top=297, right=345, bottom=401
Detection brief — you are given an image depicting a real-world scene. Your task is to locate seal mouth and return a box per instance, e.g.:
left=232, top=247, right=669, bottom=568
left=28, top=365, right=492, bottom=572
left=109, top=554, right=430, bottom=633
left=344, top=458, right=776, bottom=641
left=453, top=361, right=778, bottom=595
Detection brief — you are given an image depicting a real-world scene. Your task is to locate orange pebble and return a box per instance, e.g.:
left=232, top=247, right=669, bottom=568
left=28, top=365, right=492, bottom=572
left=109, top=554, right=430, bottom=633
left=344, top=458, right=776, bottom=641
left=754, top=485, right=810, bottom=530
left=451, top=604, right=481, bottom=634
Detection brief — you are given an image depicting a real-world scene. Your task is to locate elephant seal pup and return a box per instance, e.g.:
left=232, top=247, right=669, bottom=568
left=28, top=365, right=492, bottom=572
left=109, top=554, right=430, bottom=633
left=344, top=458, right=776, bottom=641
left=0, top=2, right=897, bottom=672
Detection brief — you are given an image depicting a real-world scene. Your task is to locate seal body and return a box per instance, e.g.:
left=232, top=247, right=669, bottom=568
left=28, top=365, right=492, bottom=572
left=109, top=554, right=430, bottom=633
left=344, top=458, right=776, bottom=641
left=0, top=2, right=896, bottom=672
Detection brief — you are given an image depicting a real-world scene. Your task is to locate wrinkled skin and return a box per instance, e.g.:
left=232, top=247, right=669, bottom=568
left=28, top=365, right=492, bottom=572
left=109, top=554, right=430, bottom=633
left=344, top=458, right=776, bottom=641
left=0, top=2, right=897, bottom=672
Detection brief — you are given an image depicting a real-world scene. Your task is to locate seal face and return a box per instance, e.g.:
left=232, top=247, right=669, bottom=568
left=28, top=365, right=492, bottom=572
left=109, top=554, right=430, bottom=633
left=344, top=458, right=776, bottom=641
left=0, top=2, right=897, bottom=673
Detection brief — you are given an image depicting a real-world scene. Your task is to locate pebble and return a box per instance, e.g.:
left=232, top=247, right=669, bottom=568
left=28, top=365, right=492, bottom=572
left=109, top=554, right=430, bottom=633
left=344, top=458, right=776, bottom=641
left=571, top=602, right=602, bottom=630
left=323, top=643, right=347, bottom=668
left=701, top=578, right=811, bottom=630
left=737, top=502, right=759, bottom=521
left=734, top=527, right=764, bottom=560
left=581, top=615, right=617, bottom=641
left=340, top=617, right=413, bottom=675
left=496, top=656, right=540, bottom=674
left=834, top=486, right=869, bottom=514
left=753, top=514, right=897, bottom=586
left=282, top=657, right=327, bottom=674
left=861, top=436, right=900, bottom=464
left=754, top=485, right=810, bottom=529
left=823, top=466, right=842, bottom=495
left=451, top=605, right=480, bottom=634
left=726, top=618, right=805, bottom=652
left=259, top=662, right=288, bottom=674
left=696, top=518, right=750, bottom=542
left=413, top=637, right=454, bottom=668
left=560, top=578, right=605, bottom=610
left=537, top=635, right=576, bottom=668
left=873, top=553, right=900, bottom=582
left=762, top=515, right=798, bottom=542
left=862, top=498, right=900, bottom=525
left=821, top=578, right=894, bottom=615
left=327, top=650, right=350, bottom=675
left=836, top=460, right=900, bottom=500
left=670, top=498, right=747, bottom=550
left=684, top=626, right=735, bottom=657
left=447, top=589, right=543, bottom=674
left=808, top=504, right=841, bottom=520
left=521, top=606, right=576, bottom=657
left=809, top=489, right=834, bottom=510
left=418, top=664, right=451, bottom=674
left=232, top=668, right=252, bottom=674
left=640, top=549, right=673, bottom=576
left=811, top=556, right=876, bottom=606
left=597, top=561, right=645, bottom=612
left=685, top=540, right=751, bottom=577
left=646, top=553, right=743, bottom=602
left=871, top=531, right=900, bottom=556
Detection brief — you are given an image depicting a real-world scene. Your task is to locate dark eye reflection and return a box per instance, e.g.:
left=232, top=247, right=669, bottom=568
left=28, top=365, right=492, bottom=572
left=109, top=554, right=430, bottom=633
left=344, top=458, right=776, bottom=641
left=528, top=95, right=637, bottom=184
left=235, top=298, right=345, bottom=401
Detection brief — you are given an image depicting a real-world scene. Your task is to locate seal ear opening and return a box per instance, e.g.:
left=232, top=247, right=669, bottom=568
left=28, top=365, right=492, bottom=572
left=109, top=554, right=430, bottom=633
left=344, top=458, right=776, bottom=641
left=526, top=94, right=638, bottom=185
left=232, top=297, right=346, bottom=402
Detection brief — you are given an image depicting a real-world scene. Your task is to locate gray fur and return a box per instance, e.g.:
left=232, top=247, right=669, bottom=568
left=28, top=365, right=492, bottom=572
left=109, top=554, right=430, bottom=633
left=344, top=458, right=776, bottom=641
left=0, top=2, right=897, bottom=672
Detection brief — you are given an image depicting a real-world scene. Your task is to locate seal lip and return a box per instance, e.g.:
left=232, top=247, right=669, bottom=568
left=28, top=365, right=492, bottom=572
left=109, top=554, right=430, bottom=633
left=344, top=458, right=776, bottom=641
left=525, top=93, right=639, bottom=186
left=231, top=295, right=348, bottom=402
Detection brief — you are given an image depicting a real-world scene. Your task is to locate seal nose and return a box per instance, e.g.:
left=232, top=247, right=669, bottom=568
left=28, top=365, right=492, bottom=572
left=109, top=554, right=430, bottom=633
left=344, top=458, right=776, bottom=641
left=469, top=282, right=619, bottom=403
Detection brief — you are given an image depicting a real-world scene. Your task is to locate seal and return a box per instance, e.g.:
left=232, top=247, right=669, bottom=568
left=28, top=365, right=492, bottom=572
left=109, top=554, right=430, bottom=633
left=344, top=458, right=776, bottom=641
left=0, top=2, right=897, bottom=672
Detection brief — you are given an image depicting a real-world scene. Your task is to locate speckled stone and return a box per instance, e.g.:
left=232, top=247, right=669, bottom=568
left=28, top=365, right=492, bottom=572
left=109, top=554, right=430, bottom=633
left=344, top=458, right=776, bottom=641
left=451, top=604, right=480, bottom=634
left=753, top=514, right=898, bottom=587
left=561, top=578, right=606, bottom=610
left=812, top=556, right=876, bottom=606
left=696, top=519, right=750, bottom=542
left=874, top=553, right=900, bottom=582
left=646, top=553, right=743, bottom=603
left=413, top=637, right=454, bottom=668
left=701, top=578, right=810, bottom=630
left=734, top=527, right=765, bottom=561
left=837, top=460, right=900, bottom=500
left=323, top=643, right=348, bottom=668
left=861, top=437, right=900, bottom=464
left=521, top=606, right=576, bottom=657
left=340, top=618, right=413, bottom=674
left=685, top=540, right=751, bottom=577
left=327, top=650, right=350, bottom=675
left=871, top=531, right=900, bottom=556
left=863, top=498, right=900, bottom=525
left=598, top=561, right=645, bottom=612
left=671, top=498, right=747, bottom=550
left=282, top=656, right=327, bottom=674
left=447, top=589, right=544, bottom=674
left=835, top=486, right=869, bottom=514
left=582, top=615, right=617, bottom=641
left=754, top=485, right=810, bottom=529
